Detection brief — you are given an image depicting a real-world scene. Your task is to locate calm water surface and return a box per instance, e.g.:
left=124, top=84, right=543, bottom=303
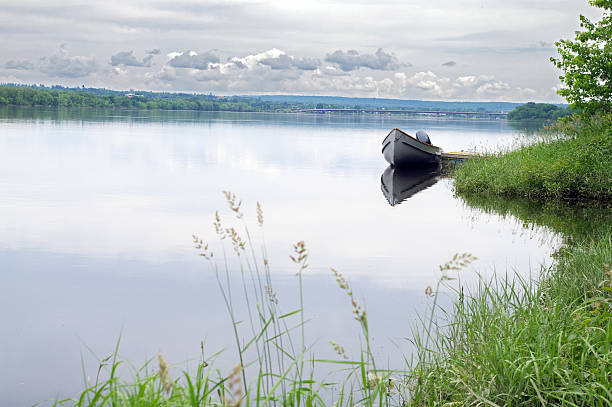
left=0, top=108, right=560, bottom=406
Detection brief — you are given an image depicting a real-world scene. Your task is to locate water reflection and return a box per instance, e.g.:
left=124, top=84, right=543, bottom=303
left=380, top=165, right=441, bottom=206
left=508, top=119, right=549, bottom=135
left=458, top=192, right=612, bottom=243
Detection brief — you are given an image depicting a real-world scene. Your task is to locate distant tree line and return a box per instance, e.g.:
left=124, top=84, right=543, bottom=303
left=1, top=84, right=540, bottom=115
left=507, top=102, right=574, bottom=121
left=0, top=85, right=296, bottom=112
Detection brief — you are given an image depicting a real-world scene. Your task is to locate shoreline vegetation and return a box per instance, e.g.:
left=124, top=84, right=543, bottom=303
left=410, top=208, right=612, bottom=405
left=506, top=102, right=575, bottom=122
left=416, top=115, right=611, bottom=404
left=454, top=113, right=612, bottom=201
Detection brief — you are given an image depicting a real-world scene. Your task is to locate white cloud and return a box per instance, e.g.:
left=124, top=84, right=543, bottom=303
left=317, top=66, right=348, bottom=76
left=453, top=74, right=535, bottom=98
left=228, top=48, right=285, bottom=70
left=144, top=65, right=178, bottom=88
left=142, top=57, right=543, bottom=101
left=406, top=71, right=452, bottom=96
left=110, top=50, right=154, bottom=67
left=168, top=50, right=220, bottom=69
left=5, top=60, right=34, bottom=70
left=39, top=45, right=97, bottom=78
left=324, top=48, right=406, bottom=71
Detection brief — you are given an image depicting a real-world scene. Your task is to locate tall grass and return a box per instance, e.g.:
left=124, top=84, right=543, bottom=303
left=454, top=113, right=612, bottom=200
left=409, top=113, right=612, bottom=405
left=52, top=192, right=404, bottom=407
left=51, top=190, right=611, bottom=406
left=408, top=231, right=612, bottom=406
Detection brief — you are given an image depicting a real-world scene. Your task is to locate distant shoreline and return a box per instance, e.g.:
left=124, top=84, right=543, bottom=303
left=1, top=84, right=528, bottom=117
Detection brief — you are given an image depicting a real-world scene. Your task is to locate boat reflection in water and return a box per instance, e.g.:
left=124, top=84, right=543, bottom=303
left=381, top=164, right=441, bottom=206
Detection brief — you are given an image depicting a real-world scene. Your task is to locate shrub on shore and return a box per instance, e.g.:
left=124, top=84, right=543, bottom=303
left=507, top=102, right=574, bottom=122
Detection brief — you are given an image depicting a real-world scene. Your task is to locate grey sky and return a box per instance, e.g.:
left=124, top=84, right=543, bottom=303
left=0, top=0, right=602, bottom=101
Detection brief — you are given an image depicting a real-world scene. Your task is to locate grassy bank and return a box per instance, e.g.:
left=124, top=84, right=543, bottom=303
left=454, top=114, right=612, bottom=201
left=407, top=192, right=612, bottom=405
left=425, top=114, right=612, bottom=405
left=410, top=231, right=612, bottom=406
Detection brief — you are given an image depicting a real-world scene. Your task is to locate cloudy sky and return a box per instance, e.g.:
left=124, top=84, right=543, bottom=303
left=0, top=0, right=602, bottom=102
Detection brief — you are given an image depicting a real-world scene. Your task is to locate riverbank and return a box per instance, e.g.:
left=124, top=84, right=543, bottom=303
left=408, top=114, right=612, bottom=405
left=454, top=114, right=612, bottom=201
left=408, top=195, right=612, bottom=405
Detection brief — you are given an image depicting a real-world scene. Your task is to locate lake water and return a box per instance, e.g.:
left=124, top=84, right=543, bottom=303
left=0, top=108, right=561, bottom=406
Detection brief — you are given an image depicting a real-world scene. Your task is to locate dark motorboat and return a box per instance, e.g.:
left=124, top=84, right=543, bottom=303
left=382, top=128, right=441, bottom=167
left=381, top=164, right=440, bottom=206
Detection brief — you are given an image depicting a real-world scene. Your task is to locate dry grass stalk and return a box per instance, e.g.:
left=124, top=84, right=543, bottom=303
left=328, top=340, right=348, bottom=359
left=439, top=252, right=478, bottom=272
left=157, top=353, right=173, bottom=394
left=192, top=234, right=213, bottom=259
left=366, top=371, right=380, bottom=390
left=223, top=363, right=243, bottom=407
left=331, top=267, right=366, bottom=327
left=264, top=284, right=278, bottom=304
left=225, top=226, right=246, bottom=255
left=223, top=190, right=243, bottom=219
left=214, top=211, right=226, bottom=239
left=256, top=201, right=264, bottom=226
left=290, top=240, right=308, bottom=273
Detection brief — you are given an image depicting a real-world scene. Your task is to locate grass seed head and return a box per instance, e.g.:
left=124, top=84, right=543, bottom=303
left=366, top=371, right=380, bottom=390
left=330, top=268, right=367, bottom=327
left=264, top=285, right=278, bottom=305
left=225, top=227, right=246, bottom=255
left=157, top=353, right=173, bottom=394
left=331, top=267, right=349, bottom=290
left=439, top=252, right=478, bottom=272
left=328, top=340, right=349, bottom=359
left=214, top=211, right=226, bottom=239
left=192, top=233, right=213, bottom=259
left=222, top=191, right=243, bottom=219
left=290, top=240, right=309, bottom=273
left=223, top=364, right=243, bottom=407
left=256, top=201, right=264, bottom=226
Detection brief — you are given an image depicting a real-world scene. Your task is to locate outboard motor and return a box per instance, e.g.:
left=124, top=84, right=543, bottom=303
left=415, top=130, right=431, bottom=144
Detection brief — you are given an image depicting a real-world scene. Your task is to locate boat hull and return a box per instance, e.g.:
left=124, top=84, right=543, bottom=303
left=382, top=128, right=441, bottom=167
